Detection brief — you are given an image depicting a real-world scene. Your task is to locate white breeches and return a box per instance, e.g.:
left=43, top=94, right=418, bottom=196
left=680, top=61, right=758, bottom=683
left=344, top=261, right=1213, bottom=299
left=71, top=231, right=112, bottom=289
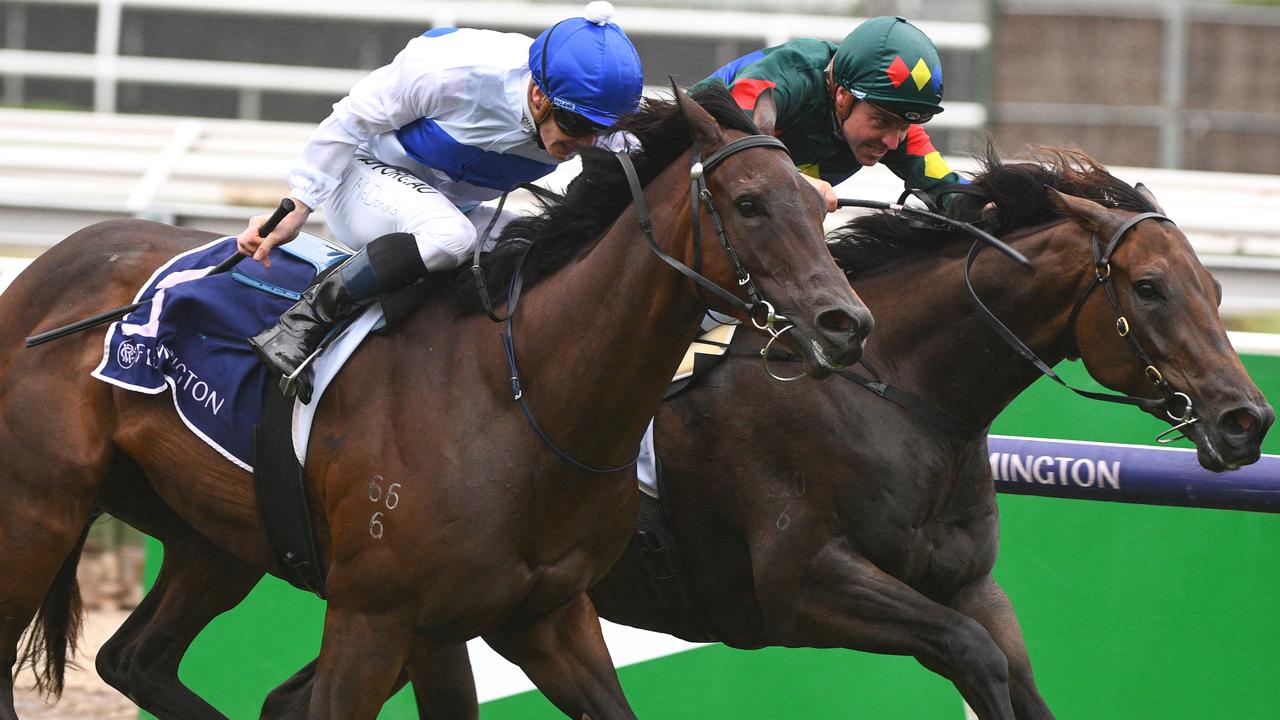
left=322, top=154, right=518, bottom=271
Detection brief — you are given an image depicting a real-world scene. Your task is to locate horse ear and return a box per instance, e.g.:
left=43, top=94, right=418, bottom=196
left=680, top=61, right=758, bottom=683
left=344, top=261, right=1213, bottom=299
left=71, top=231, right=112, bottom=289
left=671, top=79, right=725, bottom=148
left=751, top=88, right=777, bottom=137
left=1047, top=187, right=1124, bottom=237
left=1134, top=182, right=1167, bottom=214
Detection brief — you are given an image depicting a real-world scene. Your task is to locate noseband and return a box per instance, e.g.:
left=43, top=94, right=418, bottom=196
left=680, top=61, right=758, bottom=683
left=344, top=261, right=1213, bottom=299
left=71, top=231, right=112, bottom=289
left=967, top=208, right=1198, bottom=444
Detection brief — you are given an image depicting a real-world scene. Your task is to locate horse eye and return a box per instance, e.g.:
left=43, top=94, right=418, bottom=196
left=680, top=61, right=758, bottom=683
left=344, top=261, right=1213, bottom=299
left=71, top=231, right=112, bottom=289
left=1134, top=280, right=1161, bottom=301
left=735, top=198, right=763, bottom=218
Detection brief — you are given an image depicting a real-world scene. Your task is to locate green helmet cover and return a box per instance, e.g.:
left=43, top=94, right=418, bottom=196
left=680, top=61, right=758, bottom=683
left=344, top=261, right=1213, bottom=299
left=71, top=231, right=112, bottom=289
left=833, top=16, right=944, bottom=121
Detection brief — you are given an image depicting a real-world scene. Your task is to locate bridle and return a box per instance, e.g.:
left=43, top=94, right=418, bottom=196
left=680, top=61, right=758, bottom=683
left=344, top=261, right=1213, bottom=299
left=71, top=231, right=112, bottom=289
left=966, top=208, right=1199, bottom=443
left=498, top=131, right=797, bottom=473
left=621, top=132, right=825, bottom=381
left=615, top=134, right=792, bottom=334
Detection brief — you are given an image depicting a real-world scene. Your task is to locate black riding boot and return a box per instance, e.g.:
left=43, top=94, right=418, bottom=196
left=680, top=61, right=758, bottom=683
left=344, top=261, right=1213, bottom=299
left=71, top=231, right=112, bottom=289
left=249, top=232, right=428, bottom=379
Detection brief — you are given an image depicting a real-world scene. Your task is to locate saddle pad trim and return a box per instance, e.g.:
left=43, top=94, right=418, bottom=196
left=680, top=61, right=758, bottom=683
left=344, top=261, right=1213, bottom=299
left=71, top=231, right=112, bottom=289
left=672, top=323, right=737, bottom=382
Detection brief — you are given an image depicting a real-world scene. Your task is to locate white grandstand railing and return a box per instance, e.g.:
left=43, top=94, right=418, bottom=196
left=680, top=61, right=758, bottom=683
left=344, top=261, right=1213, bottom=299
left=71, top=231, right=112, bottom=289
left=14, top=0, right=991, bottom=47
left=4, top=104, right=1280, bottom=249
left=3, top=102, right=1280, bottom=310
left=2, top=0, right=988, bottom=127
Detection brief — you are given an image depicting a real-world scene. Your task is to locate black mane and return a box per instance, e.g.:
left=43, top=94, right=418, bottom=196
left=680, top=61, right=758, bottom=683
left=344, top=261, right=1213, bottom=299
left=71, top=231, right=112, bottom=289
left=827, top=145, right=1160, bottom=278
left=450, top=84, right=758, bottom=314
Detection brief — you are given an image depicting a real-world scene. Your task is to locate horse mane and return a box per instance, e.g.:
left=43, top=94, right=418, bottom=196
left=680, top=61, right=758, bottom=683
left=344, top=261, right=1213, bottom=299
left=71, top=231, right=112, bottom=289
left=450, top=84, right=758, bottom=314
left=827, top=144, right=1160, bottom=279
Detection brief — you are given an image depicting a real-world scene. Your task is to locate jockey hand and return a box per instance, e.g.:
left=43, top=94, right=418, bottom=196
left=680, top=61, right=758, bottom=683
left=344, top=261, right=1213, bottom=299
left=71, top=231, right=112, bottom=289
left=801, top=173, right=838, bottom=213
left=236, top=199, right=312, bottom=269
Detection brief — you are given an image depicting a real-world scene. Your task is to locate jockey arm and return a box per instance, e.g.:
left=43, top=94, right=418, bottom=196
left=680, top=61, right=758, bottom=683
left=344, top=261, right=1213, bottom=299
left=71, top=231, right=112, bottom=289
left=237, top=41, right=446, bottom=266
left=879, top=124, right=965, bottom=204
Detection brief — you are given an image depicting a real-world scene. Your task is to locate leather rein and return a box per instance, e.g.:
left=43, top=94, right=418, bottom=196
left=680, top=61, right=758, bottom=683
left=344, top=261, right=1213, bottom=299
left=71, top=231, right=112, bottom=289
left=838, top=197, right=1198, bottom=442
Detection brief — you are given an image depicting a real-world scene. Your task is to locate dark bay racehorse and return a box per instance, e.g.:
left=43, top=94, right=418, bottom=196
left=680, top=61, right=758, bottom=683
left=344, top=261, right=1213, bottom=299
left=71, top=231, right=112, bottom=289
left=589, top=147, right=1274, bottom=719
left=0, top=87, right=870, bottom=720
left=236, top=146, right=1272, bottom=719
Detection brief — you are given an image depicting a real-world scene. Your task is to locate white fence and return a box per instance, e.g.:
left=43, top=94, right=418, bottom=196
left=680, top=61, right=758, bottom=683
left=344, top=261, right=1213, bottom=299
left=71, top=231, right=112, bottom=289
left=3, top=104, right=1280, bottom=311
left=2, top=0, right=987, bottom=125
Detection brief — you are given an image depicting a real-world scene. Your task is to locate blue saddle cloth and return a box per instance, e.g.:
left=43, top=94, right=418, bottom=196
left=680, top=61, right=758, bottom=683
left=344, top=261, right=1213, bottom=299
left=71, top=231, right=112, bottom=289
left=92, top=234, right=348, bottom=469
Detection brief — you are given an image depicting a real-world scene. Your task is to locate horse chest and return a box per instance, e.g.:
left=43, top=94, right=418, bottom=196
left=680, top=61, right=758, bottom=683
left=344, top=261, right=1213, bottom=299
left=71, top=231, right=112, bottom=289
left=855, top=469, right=999, bottom=593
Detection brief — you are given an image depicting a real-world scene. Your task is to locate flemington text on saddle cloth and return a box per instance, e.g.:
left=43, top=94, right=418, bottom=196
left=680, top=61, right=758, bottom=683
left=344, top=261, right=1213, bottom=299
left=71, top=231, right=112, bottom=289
left=92, top=235, right=348, bottom=470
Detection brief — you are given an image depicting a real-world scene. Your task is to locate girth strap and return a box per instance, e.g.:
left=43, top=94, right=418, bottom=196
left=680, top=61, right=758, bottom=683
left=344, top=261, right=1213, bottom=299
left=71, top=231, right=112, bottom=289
left=252, top=377, right=327, bottom=597
left=634, top=488, right=717, bottom=642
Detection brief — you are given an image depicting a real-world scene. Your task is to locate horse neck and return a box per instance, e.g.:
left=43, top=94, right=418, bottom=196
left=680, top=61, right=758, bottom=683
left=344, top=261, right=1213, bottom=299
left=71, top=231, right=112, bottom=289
left=499, top=158, right=708, bottom=465
left=855, top=222, right=1090, bottom=430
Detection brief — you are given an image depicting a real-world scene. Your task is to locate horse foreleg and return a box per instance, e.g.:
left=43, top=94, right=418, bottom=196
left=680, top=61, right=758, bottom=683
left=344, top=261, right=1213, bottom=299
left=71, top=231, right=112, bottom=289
left=406, top=643, right=478, bottom=720
left=259, top=643, right=477, bottom=720
left=755, top=538, right=1018, bottom=720
left=947, top=575, right=1055, bottom=720
left=307, top=606, right=413, bottom=720
left=95, top=534, right=263, bottom=720
left=482, top=593, right=635, bottom=720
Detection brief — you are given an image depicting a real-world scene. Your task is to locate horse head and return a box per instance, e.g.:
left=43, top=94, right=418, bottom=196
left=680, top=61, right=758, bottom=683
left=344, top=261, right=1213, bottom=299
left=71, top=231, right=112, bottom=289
left=1050, top=188, right=1274, bottom=470
left=668, top=86, right=871, bottom=376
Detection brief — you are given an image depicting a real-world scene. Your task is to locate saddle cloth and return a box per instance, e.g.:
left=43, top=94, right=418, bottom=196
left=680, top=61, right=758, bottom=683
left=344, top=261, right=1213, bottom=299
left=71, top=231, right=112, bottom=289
left=638, top=318, right=737, bottom=497
left=93, top=234, right=739, bottom=475
left=92, top=233, right=356, bottom=470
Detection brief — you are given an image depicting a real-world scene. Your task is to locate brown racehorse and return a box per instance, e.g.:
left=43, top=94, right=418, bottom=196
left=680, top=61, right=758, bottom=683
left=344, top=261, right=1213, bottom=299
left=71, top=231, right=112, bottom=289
left=0, top=87, right=870, bottom=720
left=182, top=145, right=1272, bottom=719
left=588, top=147, right=1274, bottom=720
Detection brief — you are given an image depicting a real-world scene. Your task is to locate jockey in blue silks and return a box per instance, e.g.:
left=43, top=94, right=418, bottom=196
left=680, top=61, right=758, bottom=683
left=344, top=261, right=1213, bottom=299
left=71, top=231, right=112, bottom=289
left=237, top=1, right=644, bottom=382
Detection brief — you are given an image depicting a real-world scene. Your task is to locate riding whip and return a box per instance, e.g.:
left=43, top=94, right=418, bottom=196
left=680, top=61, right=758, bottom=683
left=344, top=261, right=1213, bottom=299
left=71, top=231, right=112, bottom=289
left=25, top=198, right=296, bottom=348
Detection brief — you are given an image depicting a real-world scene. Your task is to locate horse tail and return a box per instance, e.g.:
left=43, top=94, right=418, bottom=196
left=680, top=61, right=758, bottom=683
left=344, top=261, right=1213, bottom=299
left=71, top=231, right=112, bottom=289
left=15, top=510, right=97, bottom=699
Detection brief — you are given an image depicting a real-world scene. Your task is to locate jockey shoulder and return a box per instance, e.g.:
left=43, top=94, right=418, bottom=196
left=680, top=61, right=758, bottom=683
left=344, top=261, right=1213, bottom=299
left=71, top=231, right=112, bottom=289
left=694, top=15, right=962, bottom=200
left=244, top=2, right=647, bottom=387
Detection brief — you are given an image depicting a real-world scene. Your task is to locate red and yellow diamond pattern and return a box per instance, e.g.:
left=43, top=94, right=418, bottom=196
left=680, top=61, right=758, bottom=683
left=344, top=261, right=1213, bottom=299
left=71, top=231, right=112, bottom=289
left=884, top=55, right=934, bottom=91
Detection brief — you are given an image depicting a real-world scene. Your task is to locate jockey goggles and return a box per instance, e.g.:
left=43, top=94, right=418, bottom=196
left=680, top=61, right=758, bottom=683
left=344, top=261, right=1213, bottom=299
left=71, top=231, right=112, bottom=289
left=552, top=107, right=605, bottom=137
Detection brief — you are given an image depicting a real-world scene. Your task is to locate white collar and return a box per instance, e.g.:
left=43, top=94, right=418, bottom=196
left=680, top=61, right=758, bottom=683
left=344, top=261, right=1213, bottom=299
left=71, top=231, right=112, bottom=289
left=519, top=76, right=540, bottom=139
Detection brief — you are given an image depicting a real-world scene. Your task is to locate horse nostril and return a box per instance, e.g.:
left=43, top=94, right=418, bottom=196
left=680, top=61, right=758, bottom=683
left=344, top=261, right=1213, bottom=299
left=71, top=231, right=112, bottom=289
left=816, top=307, right=872, bottom=344
left=817, top=309, right=853, bottom=334
left=1221, top=408, right=1260, bottom=441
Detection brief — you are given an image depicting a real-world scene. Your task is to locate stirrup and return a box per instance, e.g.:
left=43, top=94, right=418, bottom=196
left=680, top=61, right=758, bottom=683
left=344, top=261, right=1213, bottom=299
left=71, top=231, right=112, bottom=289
left=278, top=350, right=322, bottom=403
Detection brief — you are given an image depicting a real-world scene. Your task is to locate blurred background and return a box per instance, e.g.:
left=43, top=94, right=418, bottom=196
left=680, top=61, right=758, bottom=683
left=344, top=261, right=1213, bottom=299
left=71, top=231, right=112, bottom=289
left=3, top=1, right=1280, bottom=717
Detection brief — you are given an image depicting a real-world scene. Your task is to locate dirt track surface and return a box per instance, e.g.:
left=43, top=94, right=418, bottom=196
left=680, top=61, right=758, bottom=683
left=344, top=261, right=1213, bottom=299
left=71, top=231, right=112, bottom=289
left=13, top=608, right=138, bottom=720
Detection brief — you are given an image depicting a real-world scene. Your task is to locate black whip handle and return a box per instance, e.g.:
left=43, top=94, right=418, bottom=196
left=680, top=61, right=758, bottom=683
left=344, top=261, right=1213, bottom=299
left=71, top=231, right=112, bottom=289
left=25, top=198, right=296, bottom=348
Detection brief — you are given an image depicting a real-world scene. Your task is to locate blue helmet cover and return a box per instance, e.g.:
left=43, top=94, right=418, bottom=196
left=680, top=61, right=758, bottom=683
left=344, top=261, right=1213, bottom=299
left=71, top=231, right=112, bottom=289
left=529, top=8, right=643, bottom=127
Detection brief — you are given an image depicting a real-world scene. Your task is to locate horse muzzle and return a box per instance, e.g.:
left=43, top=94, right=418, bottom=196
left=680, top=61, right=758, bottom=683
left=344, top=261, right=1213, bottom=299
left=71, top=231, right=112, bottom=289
left=1186, top=401, right=1274, bottom=472
left=794, top=304, right=873, bottom=377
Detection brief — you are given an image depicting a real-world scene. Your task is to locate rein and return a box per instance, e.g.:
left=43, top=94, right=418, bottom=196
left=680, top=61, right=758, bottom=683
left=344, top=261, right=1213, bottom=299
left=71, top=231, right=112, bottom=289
left=965, top=209, right=1199, bottom=443
left=764, top=192, right=1197, bottom=443
left=497, top=133, right=791, bottom=474
left=469, top=182, right=563, bottom=323
left=618, top=134, right=790, bottom=329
